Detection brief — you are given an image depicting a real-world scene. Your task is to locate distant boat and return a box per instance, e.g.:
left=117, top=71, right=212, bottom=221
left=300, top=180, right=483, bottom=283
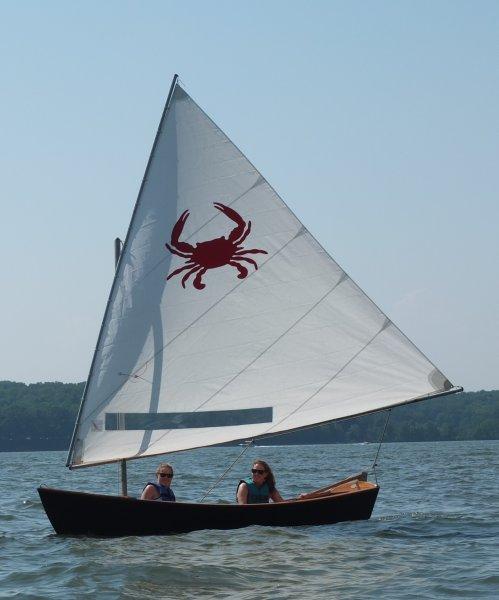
left=38, top=74, right=461, bottom=536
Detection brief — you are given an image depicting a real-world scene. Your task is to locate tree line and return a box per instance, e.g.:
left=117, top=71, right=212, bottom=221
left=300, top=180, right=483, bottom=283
left=0, top=380, right=497, bottom=451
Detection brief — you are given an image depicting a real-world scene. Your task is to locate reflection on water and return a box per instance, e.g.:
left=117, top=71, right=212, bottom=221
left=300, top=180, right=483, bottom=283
left=1, top=441, right=498, bottom=599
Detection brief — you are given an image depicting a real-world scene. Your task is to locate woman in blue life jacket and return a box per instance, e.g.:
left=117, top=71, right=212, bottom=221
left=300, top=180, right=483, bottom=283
left=236, top=459, right=284, bottom=504
left=141, top=463, right=176, bottom=502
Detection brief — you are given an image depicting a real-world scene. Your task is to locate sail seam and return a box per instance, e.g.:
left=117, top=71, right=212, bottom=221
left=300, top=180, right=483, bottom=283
left=186, top=278, right=347, bottom=411
left=261, top=322, right=388, bottom=435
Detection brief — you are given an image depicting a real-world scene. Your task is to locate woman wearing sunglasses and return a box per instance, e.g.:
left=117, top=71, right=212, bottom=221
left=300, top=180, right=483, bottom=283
left=236, top=460, right=284, bottom=504
left=141, top=463, right=176, bottom=501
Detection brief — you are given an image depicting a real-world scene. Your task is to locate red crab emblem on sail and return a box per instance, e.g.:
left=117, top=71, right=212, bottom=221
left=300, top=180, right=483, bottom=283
left=165, top=203, right=268, bottom=290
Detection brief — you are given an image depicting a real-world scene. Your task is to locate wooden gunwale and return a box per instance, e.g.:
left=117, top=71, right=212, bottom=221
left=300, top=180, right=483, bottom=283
left=38, top=480, right=376, bottom=506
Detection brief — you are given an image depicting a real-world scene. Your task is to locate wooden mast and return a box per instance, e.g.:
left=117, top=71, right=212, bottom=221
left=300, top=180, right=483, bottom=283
left=114, top=237, right=128, bottom=497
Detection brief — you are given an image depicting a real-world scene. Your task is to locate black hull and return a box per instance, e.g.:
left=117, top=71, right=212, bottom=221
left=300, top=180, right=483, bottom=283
left=38, top=484, right=379, bottom=536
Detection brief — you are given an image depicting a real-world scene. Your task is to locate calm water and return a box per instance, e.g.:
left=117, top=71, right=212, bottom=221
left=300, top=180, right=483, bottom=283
left=1, top=441, right=498, bottom=599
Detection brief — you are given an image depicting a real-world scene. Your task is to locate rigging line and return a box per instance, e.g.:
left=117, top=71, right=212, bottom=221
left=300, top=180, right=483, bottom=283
left=199, top=439, right=254, bottom=502
left=261, top=320, right=390, bottom=437
left=371, top=409, right=392, bottom=485
left=118, top=372, right=153, bottom=385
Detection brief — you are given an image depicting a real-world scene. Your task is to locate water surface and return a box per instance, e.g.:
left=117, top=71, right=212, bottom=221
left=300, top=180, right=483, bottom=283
left=1, top=441, right=498, bottom=598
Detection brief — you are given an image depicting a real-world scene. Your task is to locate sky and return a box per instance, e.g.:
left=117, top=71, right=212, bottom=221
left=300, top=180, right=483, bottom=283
left=0, top=1, right=497, bottom=391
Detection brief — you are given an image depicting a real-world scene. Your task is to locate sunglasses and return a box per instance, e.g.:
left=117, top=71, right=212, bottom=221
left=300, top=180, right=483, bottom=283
left=251, top=469, right=266, bottom=475
left=157, top=472, right=174, bottom=478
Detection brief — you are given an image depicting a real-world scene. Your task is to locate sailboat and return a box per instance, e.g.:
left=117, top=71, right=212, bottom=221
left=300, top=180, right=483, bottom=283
left=38, top=75, right=461, bottom=536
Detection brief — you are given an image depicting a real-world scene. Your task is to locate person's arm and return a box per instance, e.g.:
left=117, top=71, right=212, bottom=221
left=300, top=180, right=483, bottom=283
left=270, top=488, right=284, bottom=503
left=141, top=484, right=159, bottom=501
left=236, top=482, right=249, bottom=504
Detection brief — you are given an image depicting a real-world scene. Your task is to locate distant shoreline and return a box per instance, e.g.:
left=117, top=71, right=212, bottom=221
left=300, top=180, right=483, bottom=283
left=2, top=437, right=499, bottom=454
left=1, top=381, right=498, bottom=452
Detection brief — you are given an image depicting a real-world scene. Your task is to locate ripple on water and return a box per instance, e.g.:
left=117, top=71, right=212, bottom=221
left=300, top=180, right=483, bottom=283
left=1, top=442, right=499, bottom=599
left=0, top=513, right=15, bottom=521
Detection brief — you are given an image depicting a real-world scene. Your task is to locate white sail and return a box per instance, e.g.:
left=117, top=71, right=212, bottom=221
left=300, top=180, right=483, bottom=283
left=68, top=79, right=457, bottom=468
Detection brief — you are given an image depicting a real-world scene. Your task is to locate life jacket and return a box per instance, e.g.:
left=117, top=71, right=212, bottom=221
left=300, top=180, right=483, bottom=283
left=238, top=479, right=270, bottom=504
left=144, top=482, right=176, bottom=502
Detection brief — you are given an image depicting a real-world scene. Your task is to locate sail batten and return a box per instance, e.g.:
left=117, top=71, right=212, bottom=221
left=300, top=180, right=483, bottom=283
left=68, top=78, right=459, bottom=468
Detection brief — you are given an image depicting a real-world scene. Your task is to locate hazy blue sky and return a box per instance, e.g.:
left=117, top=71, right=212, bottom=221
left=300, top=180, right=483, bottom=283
left=1, top=1, right=497, bottom=391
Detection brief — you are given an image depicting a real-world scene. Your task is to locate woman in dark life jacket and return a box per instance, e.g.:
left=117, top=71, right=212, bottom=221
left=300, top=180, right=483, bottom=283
left=236, top=459, right=284, bottom=504
left=141, top=463, right=176, bottom=501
